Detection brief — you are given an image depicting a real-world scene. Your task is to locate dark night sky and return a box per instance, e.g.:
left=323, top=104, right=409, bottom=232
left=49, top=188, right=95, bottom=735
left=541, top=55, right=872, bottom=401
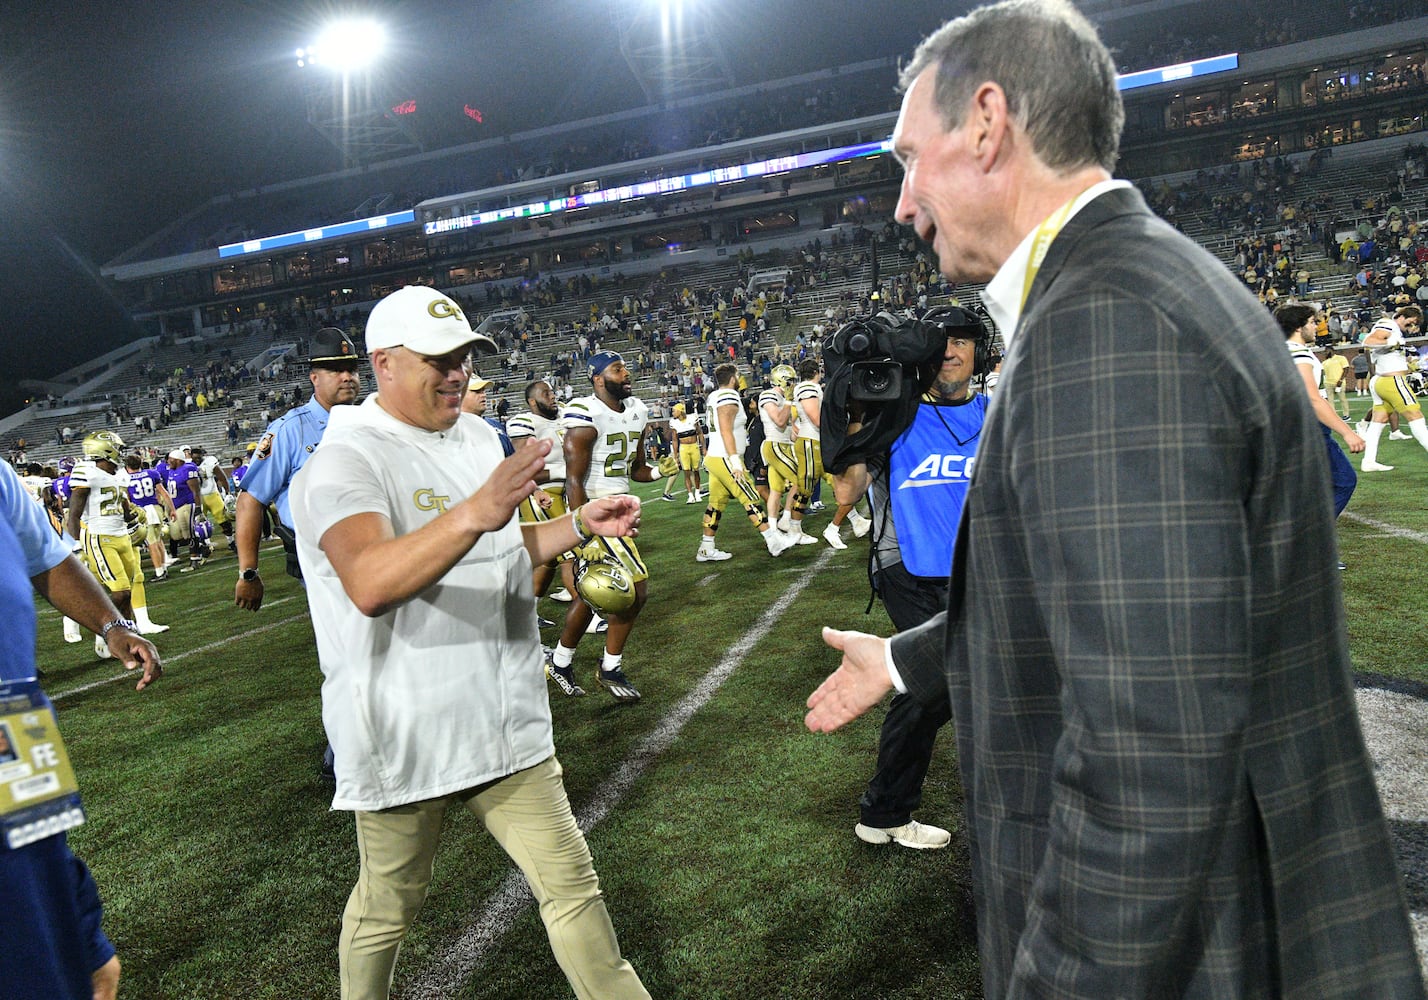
left=0, top=0, right=957, bottom=416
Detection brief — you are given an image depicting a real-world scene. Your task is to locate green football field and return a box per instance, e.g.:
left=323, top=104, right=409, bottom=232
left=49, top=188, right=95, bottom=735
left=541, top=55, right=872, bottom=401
left=33, top=398, right=1428, bottom=998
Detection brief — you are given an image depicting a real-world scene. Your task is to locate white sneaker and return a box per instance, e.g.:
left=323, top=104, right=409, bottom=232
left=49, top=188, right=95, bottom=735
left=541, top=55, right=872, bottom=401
left=777, top=513, right=792, bottom=533
left=849, top=511, right=871, bottom=538
left=765, top=528, right=795, bottom=557
left=94, top=635, right=113, bottom=660
left=696, top=546, right=733, bottom=562
left=1389, top=430, right=1412, bottom=440
left=808, top=500, right=825, bottom=513
left=822, top=523, right=847, bottom=550
left=549, top=588, right=573, bottom=603
left=854, top=820, right=951, bottom=850
left=63, top=618, right=82, bottom=644
left=138, top=622, right=170, bottom=635
left=795, top=531, right=819, bottom=545
left=585, top=614, right=608, bottom=634
left=1362, top=461, right=1395, bottom=471
left=685, top=493, right=700, bottom=504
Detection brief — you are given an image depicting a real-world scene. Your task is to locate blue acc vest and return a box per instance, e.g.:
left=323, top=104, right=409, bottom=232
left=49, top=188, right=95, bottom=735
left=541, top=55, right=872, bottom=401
left=887, top=395, right=987, bottom=577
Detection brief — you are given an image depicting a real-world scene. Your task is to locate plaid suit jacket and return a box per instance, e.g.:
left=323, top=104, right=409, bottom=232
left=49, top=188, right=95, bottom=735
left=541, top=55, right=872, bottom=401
left=890, top=187, right=1424, bottom=999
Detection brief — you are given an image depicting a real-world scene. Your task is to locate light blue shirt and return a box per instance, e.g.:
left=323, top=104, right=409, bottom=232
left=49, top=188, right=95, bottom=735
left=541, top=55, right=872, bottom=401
left=237, top=397, right=334, bottom=527
left=1, top=462, right=71, bottom=683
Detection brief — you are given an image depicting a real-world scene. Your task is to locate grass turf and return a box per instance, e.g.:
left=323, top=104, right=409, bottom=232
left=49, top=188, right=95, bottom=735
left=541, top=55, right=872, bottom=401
left=34, top=414, right=1426, bottom=996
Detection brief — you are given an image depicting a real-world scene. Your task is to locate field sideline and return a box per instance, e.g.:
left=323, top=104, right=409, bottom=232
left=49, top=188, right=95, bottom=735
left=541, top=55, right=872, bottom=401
left=33, top=398, right=1428, bottom=998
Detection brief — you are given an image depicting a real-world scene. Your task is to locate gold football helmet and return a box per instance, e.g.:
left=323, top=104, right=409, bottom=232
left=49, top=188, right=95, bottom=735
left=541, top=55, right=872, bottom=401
left=574, top=556, right=637, bottom=615
left=770, top=364, right=797, bottom=390
left=81, top=430, right=125, bottom=465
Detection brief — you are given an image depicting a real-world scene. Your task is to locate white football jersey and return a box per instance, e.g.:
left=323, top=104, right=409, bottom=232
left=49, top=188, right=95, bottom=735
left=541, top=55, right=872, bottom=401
left=506, top=409, right=566, bottom=482
left=705, top=387, right=746, bottom=458
left=197, top=454, right=224, bottom=496
left=793, top=380, right=823, bottom=441
left=70, top=461, right=129, bottom=536
left=758, top=388, right=793, bottom=445
left=562, top=394, right=649, bottom=497
left=1369, top=318, right=1408, bottom=375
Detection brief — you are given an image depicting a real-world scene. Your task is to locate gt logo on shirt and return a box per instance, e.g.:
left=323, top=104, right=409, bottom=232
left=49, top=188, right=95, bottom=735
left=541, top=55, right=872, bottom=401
left=897, top=454, right=975, bottom=489
left=413, top=489, right=452, bottom=513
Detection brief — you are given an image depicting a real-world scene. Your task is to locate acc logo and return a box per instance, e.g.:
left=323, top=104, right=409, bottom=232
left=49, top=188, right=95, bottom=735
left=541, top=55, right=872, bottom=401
left=897, top=453, right=976, bottom=489
left=254, top=432, right=275, bottom=461
left=428, top=298, right=467, bottom=323
left=413, top=488, right=452, bottom=513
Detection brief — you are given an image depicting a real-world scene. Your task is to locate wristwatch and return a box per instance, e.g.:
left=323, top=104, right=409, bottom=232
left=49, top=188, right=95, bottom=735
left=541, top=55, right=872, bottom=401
left=99, top=618, right=136, bottom=640
left=239, top=568, right=261, bottom=582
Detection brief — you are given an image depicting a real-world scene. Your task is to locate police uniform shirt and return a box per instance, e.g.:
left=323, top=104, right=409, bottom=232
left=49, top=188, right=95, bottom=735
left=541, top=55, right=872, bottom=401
left=239, top=397, right=332, bottom=527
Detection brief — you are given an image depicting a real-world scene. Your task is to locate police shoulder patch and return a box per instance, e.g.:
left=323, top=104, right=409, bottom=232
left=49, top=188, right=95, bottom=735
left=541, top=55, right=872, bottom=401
left=254, top=432, right=276, bottom=461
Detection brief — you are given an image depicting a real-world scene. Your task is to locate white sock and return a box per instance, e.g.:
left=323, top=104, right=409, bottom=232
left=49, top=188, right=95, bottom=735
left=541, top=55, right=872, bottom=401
left=1410, top=417, right=1428, bottom=453
left=700, top=535, right=716, bottom=551
left=134, top=606, right=156, bottom=628
left=1363, top=421, right=1386, bottom=464
left=553, top=643, right=577, bottom=669
left=601, top=652, right=623, bottom=673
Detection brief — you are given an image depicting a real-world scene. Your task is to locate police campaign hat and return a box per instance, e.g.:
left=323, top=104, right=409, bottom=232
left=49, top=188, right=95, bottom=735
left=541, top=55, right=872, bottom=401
left=308, top=327, right=360, bottom=368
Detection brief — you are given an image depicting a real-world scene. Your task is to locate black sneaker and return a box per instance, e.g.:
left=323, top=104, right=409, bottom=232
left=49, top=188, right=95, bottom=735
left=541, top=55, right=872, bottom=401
left=545, top=651, right=585, bottom=697
left=657, top=493, right=677, bottom=502
left=538, top=616, right=557, bottom=628
left=597, top=667, right=641, bottom=703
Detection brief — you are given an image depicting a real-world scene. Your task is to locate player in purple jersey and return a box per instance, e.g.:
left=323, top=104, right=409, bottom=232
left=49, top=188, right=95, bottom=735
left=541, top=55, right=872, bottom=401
left=160, top=450, right=205, bottom=572
left=124, top=455, right=176, bottom=580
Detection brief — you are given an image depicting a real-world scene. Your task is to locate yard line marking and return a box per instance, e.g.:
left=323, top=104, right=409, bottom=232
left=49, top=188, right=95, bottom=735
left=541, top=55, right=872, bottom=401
left=404, top=548, right=839, bottom=998
left=49, top=597, right=304, bottom=701
left=1340, top=511, right=1428, bottom=546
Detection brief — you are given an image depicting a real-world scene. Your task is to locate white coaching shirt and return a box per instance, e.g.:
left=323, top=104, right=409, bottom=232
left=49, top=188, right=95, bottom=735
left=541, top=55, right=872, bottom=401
left=290, top=395, right=554, bottom=812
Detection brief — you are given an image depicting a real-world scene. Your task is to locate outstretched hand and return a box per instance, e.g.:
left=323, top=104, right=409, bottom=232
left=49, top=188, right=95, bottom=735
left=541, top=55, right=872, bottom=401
left=110, top=631, right=163, bottom=691
left=466, top=439, right=551, bottom=533
left=805, top=627, right=893, bottom=732
left=581, top=494, right=642, bottom=539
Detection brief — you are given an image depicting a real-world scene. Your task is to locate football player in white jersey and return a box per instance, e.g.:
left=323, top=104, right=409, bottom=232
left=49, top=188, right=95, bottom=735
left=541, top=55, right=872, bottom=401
left=696, top=364, right=796, bottom=561
left=191, top=446, right=235, bottom=551
left=760, top=364, right=816, bottom=543
left=1360, top=305, right=1426, bottom=471
left=64, top=432, right=168, bottom=653
left=548, top=352, right=657, bottom=702
left=506, top=380, right=571, bottom=625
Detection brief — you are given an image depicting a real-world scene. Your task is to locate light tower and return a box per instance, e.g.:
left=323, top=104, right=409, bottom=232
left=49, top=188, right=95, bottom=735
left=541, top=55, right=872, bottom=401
left=614, top=0, right=736, bottom=105
left=295, top=18, right=425, bottom=169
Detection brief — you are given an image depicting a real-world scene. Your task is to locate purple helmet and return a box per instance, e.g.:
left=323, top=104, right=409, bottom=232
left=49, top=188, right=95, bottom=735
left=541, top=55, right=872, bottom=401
left=58, top=457, right=75, bottom=474
left=192, top=515, right=214, bottom=542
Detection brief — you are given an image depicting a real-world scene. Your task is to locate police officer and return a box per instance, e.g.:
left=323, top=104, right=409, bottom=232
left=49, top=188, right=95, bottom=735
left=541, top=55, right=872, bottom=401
left=233, top=327, right=360, bottom=611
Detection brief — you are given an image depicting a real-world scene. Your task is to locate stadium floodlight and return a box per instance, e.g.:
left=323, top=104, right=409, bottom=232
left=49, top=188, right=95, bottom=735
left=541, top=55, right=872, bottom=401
left=295, top=18, right=387, bottom=72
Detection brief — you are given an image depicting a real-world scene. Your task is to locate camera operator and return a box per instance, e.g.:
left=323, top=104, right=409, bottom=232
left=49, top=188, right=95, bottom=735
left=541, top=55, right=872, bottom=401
left=832, top=313, right=989, bottom=849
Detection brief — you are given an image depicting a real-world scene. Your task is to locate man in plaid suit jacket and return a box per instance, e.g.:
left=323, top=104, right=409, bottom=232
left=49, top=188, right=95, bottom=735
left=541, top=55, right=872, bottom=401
left=807, top=2, right=1424, bottom=996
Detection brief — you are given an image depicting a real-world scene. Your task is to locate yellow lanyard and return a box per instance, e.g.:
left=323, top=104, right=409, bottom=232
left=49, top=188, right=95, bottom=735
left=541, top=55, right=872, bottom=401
left=1020, top=197, right=1078, bottom=312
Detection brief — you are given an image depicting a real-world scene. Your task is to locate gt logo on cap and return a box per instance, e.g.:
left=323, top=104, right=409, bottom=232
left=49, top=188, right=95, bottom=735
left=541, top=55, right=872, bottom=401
left=428, top=299, right=467, bottom=323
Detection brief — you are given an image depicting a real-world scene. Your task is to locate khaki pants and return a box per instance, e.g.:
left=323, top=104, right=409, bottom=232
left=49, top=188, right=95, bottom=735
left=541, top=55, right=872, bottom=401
left=340, top=756, right=648, bottom=1000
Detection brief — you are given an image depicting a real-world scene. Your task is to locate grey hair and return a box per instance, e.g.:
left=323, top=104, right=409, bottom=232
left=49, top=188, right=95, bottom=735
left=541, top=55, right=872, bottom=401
left=899, top=0, right=1123, bottom=174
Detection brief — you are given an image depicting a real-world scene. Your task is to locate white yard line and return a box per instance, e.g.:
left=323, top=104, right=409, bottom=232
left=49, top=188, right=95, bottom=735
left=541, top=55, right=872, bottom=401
left=49, top=597, right=303, bottom=700
left=1340, top=511, right=1428, bottom=546
left=404, top=548, right=838, bottom=998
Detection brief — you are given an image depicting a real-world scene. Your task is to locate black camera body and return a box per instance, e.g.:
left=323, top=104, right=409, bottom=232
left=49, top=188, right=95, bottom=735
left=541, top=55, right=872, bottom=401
left=819, top=307, right=988, bottom=473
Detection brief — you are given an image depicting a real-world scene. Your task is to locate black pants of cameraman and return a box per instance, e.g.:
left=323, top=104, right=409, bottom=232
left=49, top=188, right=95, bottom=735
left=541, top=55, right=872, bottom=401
left=859, top=560, right=952, bottom=830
